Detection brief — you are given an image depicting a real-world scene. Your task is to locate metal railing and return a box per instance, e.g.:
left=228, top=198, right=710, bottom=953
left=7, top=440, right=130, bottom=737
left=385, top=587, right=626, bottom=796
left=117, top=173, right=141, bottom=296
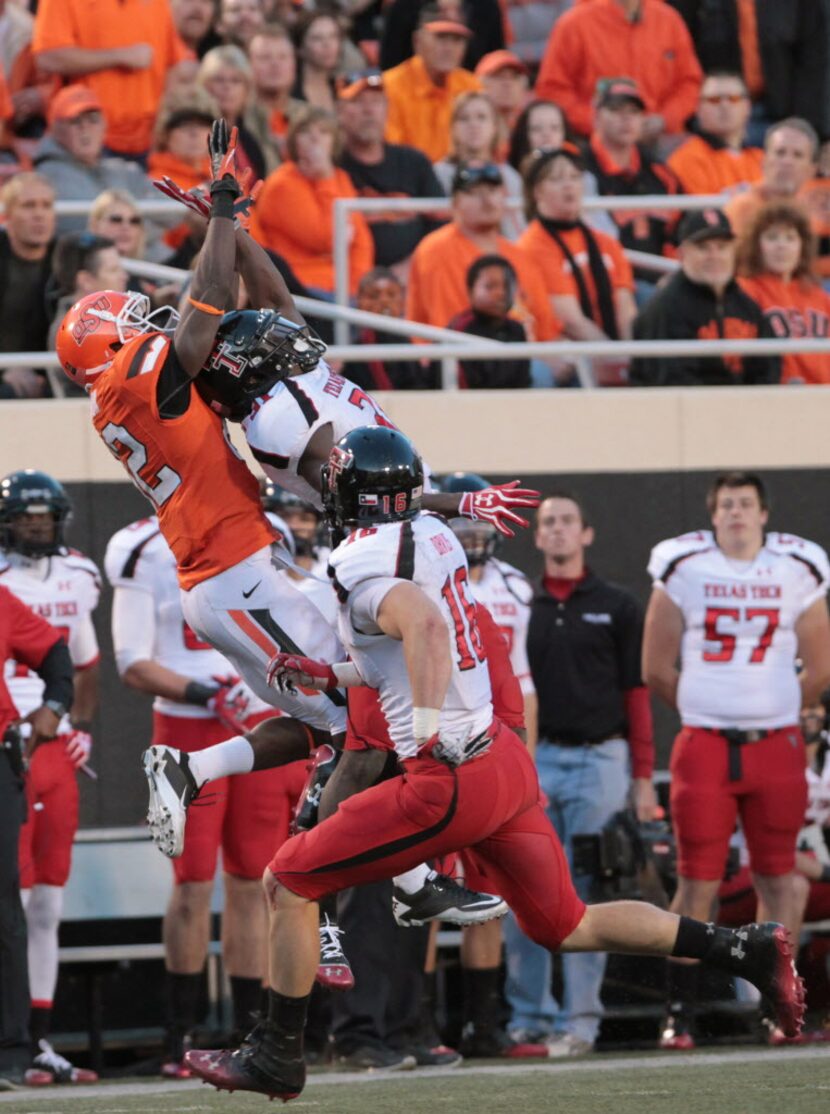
left=332, top=193, right=724, bottom=341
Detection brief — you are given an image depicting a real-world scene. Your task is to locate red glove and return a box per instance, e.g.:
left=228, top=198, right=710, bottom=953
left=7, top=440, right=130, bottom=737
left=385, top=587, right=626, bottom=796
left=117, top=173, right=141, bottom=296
left=153, top=176, right=262, bottom=229
left=64, top=730, right=93, bottom=770
left=208, top=676, right=251, bottom=733
left=267, top=653, right=338, bottom=694
left=458, top=481, right=540, bottom=538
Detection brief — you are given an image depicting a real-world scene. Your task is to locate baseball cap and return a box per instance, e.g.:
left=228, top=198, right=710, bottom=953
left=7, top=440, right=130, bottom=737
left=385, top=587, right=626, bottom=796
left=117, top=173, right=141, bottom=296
left=48, top=86, right=104, bottom=127
left=418, top=4, right=472, bottom=38
left=475, top=50, right=528, bottom=79
left=677, top=208, right=735, bottom=244
left=595, top=77, right=646, bottom=110
left=336, top=69, right=384, bottom=101
left=451, top=163, right=503, bottom=193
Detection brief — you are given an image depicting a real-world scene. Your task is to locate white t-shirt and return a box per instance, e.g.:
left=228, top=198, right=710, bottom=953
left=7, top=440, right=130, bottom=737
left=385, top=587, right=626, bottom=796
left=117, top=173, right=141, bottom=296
left=0, top=548, right=100, bottom=722
left=648, top=530, right=830, bottom=728
left=242, top=362, right=432, bottom=509
left=329, top=513, right=493, bottom=759
left=470, top=559, right=534, bottom=696
left=105, top=516, right=270, bottom=719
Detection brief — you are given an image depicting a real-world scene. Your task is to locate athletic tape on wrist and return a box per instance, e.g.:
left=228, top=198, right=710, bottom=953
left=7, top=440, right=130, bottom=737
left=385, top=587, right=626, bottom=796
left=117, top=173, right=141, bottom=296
left=412, top=707, right=441, bottom=742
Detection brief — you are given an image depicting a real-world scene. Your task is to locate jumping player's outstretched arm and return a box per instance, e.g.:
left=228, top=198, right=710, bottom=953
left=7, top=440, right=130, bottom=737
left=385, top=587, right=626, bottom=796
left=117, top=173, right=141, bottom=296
left=234, top=227, right=304, bottom=327
left=172, top=121, right=243, bottom=379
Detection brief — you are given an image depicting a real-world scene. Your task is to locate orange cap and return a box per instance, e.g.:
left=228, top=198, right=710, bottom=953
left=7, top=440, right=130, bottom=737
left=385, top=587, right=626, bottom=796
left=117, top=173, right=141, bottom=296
left=48, top=86, right=104, bottom=127
left=475, top=51, right=528, bottom=79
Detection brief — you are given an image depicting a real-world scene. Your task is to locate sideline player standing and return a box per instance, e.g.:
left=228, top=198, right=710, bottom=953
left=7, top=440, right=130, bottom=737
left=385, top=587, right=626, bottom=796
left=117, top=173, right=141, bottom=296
left=0, top=471, right=100, bottom=1086
left=104, top=513, right=308, bottom=1076
left=185, top=429, right=806, bottom=1102
left=643, top=471, right=830, bottom=1049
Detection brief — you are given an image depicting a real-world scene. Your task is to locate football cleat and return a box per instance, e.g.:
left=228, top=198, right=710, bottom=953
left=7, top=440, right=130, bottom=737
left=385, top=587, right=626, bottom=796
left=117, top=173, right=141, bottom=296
left=142, top=745, right=199, bottom=858
left=658, top=1012, right=696, bottom=1051
left=716, top=923, right=806, bottom=1040
left=392, top=875, right=508, bottom=927
left=185, top=1020, right=305, bottom=1102
left=316, top=913, right=354, bottom=991
left=24, top=1041, right=99, bottom=1085
left=459, top=1024, right=548, bottom=1059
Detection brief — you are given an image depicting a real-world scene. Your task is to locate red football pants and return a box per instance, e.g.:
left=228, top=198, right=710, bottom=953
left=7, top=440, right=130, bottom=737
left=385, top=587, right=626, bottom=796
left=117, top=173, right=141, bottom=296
left=272, top=721, right=585, bottom=951
left=670, top=725, right=807, bottom=880
left=18, top=738, right=79, bottom=889
left=153, top=711, right=307, bottom=884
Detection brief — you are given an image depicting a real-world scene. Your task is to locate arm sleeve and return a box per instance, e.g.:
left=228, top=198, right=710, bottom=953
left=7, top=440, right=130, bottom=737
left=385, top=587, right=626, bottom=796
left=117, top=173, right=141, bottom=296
left=111, top=586, right=157, bottom=676
left=478, top=604, right=524, bottom=728
left=623, top=686, right=654, bottom=779
left=36, top=639, right=74, bottom=710
left=348, top=577, right=402, bottom=634
left=614, top=593, right=646, bottom=691
left=658, top=15, right=703, bottom=133
left=69, top=614, right=99, bottom=670
left=32, top=0, right=78, bottom=52
left=534, top=19, right=592, bottom=135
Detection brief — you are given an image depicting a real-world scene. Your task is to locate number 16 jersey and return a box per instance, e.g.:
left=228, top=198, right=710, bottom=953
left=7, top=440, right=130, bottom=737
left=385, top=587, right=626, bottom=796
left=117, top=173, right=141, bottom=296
left=648, top=530, right=830, bottom=729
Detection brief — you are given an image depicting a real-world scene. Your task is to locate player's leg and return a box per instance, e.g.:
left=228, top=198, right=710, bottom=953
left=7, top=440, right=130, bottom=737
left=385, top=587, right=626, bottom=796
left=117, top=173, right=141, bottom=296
left=662, top=727, right=739, bottom=1049
left=20, top=742, right=94, bottom=1086
left=742, top=729, right=809, bottom=941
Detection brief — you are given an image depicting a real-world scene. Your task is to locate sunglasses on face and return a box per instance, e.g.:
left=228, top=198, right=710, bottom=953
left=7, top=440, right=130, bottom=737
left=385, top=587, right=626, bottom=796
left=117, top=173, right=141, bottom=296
left=105, top=213, right=142, bottom=225
left=701, top=93, right=746, bottom=105
left=455, top=164, right=503, bottom=188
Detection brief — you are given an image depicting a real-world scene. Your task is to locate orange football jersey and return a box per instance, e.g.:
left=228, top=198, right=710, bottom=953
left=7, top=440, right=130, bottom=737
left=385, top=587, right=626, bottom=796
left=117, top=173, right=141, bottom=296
left=91, top=332, right=275, bottom=590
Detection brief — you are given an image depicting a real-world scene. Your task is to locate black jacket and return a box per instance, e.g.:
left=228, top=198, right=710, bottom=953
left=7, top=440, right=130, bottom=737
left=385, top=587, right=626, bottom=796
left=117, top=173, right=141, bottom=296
left=667, top=0, right=830, bottom=140
left=630, top=270, right=780, bottom=386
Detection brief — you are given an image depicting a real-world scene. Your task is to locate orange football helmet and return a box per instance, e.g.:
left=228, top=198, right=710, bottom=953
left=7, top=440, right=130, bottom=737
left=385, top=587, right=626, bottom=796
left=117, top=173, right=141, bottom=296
left=55, top=290, right=177, bottom=389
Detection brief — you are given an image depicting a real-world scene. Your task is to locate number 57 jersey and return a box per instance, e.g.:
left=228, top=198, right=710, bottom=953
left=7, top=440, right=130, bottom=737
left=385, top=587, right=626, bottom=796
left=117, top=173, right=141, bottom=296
left=648, top=530, right=830, bottom=729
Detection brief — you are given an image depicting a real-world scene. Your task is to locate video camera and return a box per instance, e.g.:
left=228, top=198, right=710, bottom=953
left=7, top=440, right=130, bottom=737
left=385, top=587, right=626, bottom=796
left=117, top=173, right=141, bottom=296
left=572, top=809, right=739, bottom=904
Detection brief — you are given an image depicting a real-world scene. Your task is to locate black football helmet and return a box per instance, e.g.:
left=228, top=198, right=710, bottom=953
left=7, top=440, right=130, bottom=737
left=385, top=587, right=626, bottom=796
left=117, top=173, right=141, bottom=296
left=322, top=427, right=423, bottom=544
left=0, top=470, right=72, bottom=557
left=440, top=471, right=499, bottom=566
left=198, top=309, right=327, bottom=421
left=259, top=477, right=323, bottom=559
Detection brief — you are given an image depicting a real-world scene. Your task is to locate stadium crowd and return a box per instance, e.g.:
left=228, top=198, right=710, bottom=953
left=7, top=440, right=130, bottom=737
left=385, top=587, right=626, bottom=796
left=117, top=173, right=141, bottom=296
left=1, top=0, right=830, bottom=1095
left=2, top=0, right=830, bottom=395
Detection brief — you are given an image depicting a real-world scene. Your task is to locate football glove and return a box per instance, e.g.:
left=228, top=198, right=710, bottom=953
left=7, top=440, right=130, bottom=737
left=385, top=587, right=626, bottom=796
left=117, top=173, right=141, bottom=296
left=208, top=675, right=251, bottom=733
left=267, top=653, right=338, bottom=695
left=458, top=481, right=540, bottom=538
left=64, top=729, right=93, bottom=770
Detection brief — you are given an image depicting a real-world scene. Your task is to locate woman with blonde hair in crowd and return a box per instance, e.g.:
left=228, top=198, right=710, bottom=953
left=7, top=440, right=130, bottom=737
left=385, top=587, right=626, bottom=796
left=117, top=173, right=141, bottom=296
left=197, top=45, right=272, bottom=180
left=737, top=202, right=830, bottom=385
left=433, top=91, right=525, bottom=238
left=250, top=106, right=373, bottom=298
left=88, top=189, right=146, bottom=261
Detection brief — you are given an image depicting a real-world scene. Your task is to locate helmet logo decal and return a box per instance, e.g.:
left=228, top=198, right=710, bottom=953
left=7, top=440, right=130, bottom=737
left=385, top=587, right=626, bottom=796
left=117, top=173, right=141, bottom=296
left=72, top=294, right=111, bottom=343
left=327, top=445, right=353, bottom=490
left=210, top=341, right=248, bottom=379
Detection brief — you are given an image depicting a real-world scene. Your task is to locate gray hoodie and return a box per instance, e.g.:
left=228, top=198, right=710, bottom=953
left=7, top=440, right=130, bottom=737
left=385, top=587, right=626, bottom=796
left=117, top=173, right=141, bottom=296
left=33, top=136, right=151, bottom=234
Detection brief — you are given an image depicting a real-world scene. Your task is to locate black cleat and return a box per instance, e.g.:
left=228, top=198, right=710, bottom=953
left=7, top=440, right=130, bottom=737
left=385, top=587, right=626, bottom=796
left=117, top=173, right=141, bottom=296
left=185, top=1020, right=305, bottom=1102
left=292, top=744, right=340, bottom=833
left=710, top=923, right=806, bottom=1039
left=392, top=874, right=507, bottom=927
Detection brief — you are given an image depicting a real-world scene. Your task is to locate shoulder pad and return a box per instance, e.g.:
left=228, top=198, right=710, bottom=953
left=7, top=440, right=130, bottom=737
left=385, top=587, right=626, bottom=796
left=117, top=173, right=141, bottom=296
left=766, top=533, right=830, bottom=587
left=104, top=517, right=165, bottom=585
left=329, top=521, right=412, bottom=594
left=647, top=530, right=716, bottom=583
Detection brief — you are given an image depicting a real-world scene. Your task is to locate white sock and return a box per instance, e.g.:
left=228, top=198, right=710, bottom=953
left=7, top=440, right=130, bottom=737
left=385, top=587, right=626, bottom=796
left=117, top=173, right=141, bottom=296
left=26, top=884, right=63, bottom=1003
left=188, top=736, right=254, bottom=786
left=393, top=863, right=434, bottom=894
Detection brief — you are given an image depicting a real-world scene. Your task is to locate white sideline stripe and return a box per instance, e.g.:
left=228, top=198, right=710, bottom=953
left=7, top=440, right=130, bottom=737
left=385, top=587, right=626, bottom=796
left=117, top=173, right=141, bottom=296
left=2, top=1045, right=828, bottom=1103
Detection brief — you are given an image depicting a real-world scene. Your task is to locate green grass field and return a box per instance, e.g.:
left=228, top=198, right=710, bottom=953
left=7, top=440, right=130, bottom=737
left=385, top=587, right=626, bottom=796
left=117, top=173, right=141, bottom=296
left=3, top=1048, right=829, bottom=1114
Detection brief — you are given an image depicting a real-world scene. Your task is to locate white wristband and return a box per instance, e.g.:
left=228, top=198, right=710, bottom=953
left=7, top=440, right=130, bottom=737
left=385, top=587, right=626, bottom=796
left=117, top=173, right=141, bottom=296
left=332, top=661, right=364, bottom=687
left=412, top=706, right=441, bottom=742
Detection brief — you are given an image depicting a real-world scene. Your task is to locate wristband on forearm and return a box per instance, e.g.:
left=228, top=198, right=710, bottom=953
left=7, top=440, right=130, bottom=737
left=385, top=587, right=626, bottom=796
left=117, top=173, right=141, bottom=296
left=184, top=680, right=218, bottom=706
left=210, top=177, right=240, bottom=220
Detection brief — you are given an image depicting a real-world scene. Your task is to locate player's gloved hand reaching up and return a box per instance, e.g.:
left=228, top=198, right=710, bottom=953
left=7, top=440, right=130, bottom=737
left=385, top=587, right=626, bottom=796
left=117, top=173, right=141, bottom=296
left=459, top=481, right=541, bottom=538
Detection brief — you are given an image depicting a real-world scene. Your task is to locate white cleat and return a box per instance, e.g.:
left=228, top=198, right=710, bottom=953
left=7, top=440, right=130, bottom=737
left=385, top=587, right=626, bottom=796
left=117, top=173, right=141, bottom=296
left=142, top=745, right=199, bottom=858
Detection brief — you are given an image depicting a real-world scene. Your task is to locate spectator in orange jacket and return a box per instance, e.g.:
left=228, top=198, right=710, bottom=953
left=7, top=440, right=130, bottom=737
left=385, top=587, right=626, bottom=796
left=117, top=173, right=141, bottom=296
left=406, top=162, right=559, bottom=342
left=536, top=0, right=702, bottom=143
left=737, top=202, right=830, bottom=385
left=382, top=5, right=481, bottom=163
left=250, top=106, right=374, bottom=298
left=147, top=94, right=213, bottom=193
left=32, top=0, right=193, bottom=160
left=668, top=71, right=763, bottom=196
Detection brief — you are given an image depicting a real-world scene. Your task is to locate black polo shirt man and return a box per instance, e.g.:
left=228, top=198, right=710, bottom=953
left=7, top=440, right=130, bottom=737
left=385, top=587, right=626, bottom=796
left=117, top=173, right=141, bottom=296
left=503, top=491, right=655, bottom=1056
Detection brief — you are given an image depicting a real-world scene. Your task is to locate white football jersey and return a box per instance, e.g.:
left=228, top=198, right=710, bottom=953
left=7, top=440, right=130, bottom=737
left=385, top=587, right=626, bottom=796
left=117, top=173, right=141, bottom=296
left=242, top=363, right=432, bottom=509
left=329, top=513, right=493, bottom=759
left=470, top=559, right=534, bottom=695
left=105, top=517, right=269, bottom=719
left=648, top=530, right=830, bottom=728
left=0, top=548, right=100, bottom=721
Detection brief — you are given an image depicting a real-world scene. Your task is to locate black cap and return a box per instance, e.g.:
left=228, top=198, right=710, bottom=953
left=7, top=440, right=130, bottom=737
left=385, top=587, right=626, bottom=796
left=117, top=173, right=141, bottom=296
left=595, top=77, right=646, bottom=110
left=677, top=208, right=735, bottom=244
left=451, top=163, right=503, bottom=193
